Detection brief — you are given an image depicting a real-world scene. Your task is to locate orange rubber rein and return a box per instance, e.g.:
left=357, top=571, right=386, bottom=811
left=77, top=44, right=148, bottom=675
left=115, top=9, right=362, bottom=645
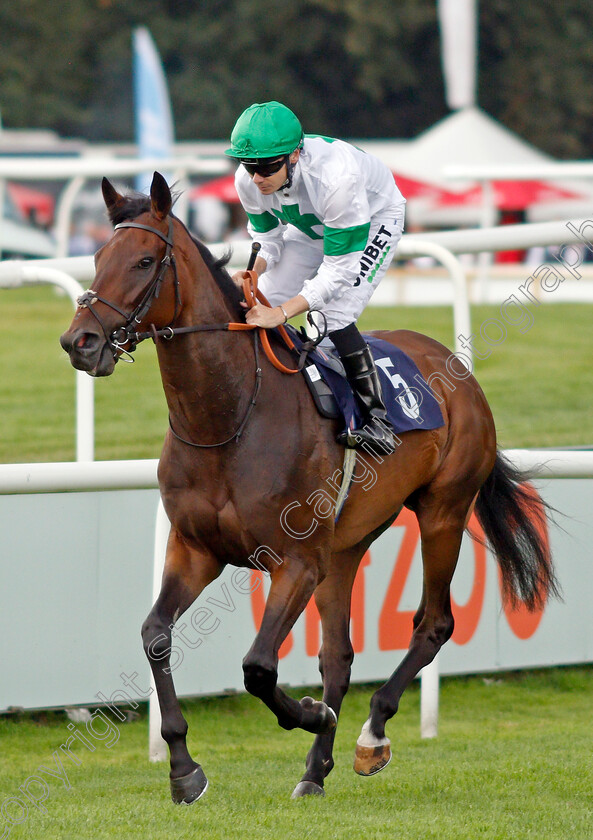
left=231, top=243, right=299, bottom=375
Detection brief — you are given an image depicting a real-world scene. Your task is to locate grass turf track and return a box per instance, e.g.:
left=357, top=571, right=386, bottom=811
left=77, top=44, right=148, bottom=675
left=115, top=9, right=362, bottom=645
left=0, top=287, right=592, bottom=463
left=0, top=669, right=592, bottom=839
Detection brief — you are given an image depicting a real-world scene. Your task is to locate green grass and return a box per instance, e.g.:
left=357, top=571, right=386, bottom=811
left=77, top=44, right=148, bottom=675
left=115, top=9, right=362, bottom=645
left=1, top=286, right=592, bottom=462
left=0, top=286, right=168, bottom=463
left=0, top=669, right=592, bottom=839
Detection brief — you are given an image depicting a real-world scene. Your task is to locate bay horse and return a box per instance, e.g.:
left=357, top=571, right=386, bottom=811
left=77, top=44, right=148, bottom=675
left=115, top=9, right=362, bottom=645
left=60, top=172, right=557, bottom=804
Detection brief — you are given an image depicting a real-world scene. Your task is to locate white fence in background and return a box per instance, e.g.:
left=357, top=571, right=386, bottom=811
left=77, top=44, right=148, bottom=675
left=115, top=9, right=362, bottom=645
left=2, top=216, right=591, bottom=460
left=0, top=155, right=229, bottom=258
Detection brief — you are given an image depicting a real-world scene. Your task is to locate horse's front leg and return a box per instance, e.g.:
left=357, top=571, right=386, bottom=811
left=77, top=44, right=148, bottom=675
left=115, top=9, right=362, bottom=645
left=242, top=558, right=337, bottom=737
left=141, top=529, right=223, bottom=804
left=292, top=555, right=360, bottom=798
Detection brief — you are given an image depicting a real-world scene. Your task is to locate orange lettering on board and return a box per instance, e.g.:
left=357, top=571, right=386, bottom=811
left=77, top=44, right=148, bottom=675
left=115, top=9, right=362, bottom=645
left=378, top=510, right=489, bottom=651
left=378, top=508, right=419, bottom=650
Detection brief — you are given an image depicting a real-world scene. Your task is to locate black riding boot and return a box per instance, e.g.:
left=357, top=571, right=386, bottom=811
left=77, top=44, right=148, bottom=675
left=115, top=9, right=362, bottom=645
left=335, top=345, right=398, bottom=455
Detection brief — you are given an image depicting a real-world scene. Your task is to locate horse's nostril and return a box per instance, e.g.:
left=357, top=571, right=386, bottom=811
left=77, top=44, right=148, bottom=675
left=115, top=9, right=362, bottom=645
left=61, top=330, right=100, bottom=357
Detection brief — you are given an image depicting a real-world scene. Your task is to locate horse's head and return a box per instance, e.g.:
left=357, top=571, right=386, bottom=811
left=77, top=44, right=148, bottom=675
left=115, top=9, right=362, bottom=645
left=60, top=172, right=180, bottom=376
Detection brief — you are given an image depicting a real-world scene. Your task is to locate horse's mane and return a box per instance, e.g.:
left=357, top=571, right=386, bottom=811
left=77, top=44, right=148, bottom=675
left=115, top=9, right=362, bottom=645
left=107, top=193, right=245, bottom=320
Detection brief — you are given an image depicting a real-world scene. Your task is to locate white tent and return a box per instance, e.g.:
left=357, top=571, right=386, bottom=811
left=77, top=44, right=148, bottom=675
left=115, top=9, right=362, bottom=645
left=358, top=108, right=590, bottom=227
left=392, top=106, right=552, bottom=189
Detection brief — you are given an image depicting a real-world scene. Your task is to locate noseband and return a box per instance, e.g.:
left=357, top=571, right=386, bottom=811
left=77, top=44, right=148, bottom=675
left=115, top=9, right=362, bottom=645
left=76, top=217, right=181, bottom=362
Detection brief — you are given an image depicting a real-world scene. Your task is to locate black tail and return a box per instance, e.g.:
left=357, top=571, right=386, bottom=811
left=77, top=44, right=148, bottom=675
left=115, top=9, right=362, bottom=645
left=474, top=451, right=560, bottom=611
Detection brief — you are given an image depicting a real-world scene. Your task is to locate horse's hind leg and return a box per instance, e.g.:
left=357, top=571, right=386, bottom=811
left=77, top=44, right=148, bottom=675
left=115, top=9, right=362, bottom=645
left=354, top=500, right=468, bottom=775
left=292, top=553, right=360, bottom=798
left=242, top=557, right=337, bottom=737
left=141, top=529, right=223, bottom=804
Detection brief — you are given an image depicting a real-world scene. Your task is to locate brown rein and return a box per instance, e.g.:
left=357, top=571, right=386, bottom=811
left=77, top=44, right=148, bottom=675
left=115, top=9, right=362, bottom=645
left=161, top=271, right=299, bottom=448
left=85, top=218, right=302, bottom=449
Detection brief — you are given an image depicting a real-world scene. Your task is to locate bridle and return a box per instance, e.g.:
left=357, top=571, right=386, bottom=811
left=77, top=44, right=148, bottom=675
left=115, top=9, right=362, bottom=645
left=76, top=215, right=264, bottom=448
left=76, top=217, right=181, bottom=362
left=75, top=214, right=318, bottom=447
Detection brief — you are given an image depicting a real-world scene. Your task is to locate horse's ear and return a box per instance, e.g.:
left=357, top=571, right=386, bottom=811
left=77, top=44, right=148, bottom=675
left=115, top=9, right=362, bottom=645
left=150, top=171, right=172, bottom=220
left=101, top=177, right=125, bottom=220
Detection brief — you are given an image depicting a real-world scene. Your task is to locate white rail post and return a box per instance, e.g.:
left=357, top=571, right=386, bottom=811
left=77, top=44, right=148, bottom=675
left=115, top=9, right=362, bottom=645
left=398, top=238, right=472, bottom=362
left=75, top=370, right=94, bottom=462
left=24, top=266, right=94, bottom=461
left=149, top=498, right=170, bottom=762
left=477, top=178, right=497, bottom=303
left=54, top=175, right=86, bottom=258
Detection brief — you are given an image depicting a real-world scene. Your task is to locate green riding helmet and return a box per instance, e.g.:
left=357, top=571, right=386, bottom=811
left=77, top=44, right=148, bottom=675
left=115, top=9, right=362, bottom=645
left=225, top=101, right=304, bottom=162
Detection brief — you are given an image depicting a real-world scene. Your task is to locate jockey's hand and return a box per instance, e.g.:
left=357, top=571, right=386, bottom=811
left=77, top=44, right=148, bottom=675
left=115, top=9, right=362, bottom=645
left=231, top=270, right=249, bottom=288
left=241, top=301, right=286, bottom=329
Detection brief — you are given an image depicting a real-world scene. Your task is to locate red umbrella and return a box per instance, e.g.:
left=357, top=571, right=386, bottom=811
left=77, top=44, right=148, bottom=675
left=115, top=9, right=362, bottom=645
left=191, top=174, right=240, bottom=204
left=191, top=171, right=584, bottom=213
left=7, top=182, right=55, bottom=225
left=435, top=180, right=583, bottom=211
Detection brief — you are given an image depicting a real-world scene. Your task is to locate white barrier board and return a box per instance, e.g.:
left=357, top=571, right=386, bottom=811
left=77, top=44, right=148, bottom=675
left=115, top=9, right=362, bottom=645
left=0, top=480, right=591, bottom=711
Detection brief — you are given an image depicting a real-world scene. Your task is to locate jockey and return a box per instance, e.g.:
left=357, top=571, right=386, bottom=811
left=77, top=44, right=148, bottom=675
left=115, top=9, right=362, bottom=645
left=226, top=101, right=406, bottom=454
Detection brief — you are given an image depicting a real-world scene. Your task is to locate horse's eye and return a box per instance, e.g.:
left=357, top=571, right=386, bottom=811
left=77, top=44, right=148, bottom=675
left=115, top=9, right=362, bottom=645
left=138, top=257, right=154, bottom=269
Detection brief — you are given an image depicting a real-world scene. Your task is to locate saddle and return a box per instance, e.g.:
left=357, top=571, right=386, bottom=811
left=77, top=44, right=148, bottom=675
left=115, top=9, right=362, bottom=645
left=285, top=326, right=445, bottom=435
left=301, top=346, right=344, bottom=420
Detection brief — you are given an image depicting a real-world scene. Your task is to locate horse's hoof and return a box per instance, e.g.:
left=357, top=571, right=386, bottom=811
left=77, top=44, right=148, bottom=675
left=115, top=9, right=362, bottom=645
left=170, top=765, right=209, bottom=804
left=291, top=780, right=325, bottom=799
left=353, top=742, right=392, bottom=776
left=300, top=696, right=337, bottom=734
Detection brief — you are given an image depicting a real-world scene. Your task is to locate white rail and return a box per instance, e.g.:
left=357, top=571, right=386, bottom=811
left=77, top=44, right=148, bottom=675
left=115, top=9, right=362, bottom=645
left=0, top=459, right=158, bottom=493
left=4, top=450, right=591, bottom=495
left=0, top=156, right=228, bottom=180
left=0, top=241, right=252, bottom=287
left=404, top=217, right=591, bottom=254
left=444, top=162, right=593, bottom=181
left=11, top=216, right=587, bottom=274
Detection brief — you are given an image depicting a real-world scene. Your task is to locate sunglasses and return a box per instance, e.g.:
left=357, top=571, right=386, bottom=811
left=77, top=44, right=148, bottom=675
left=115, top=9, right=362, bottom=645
left=242, top=157, right=287, bottom=178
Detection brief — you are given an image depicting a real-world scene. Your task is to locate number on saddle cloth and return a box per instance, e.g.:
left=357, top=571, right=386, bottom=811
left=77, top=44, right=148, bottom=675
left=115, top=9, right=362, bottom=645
left=292, top=330, right=445, bottom=433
